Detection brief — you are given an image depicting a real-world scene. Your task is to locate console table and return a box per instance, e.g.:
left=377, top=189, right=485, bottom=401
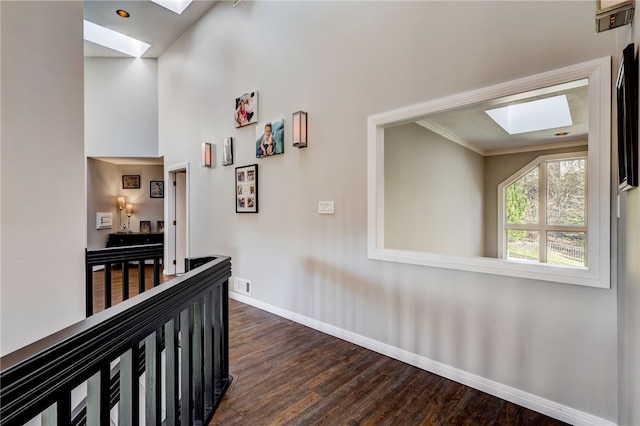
left=106, top=232, right=164, bottom=247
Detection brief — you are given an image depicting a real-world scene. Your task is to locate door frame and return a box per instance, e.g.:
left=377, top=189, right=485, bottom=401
left=165, top=162, right=190, bottom=275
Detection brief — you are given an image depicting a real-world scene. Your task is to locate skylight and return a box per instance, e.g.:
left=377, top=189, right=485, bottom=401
left=485, top=95, right=573, bottom=135
left=150, top=0, right=193, bottom=14
left=83, top=20, right=150, bottom=58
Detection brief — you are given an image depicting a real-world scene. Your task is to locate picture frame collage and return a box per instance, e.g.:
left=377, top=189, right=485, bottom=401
left=230, top=89, right=298, bottom=213
left=235, top=164, right=258, bottom=213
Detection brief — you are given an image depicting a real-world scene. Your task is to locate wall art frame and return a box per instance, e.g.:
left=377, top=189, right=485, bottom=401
left=122, top=175, right=141, bottom=189
left=256, top=119, right=285, bottom=158
left=139, top=220, right=151, bottom=233
left=235, top=164, right=258, bottom=213
left=222, top=137, right=233, bottom=166
left=150, top=180, right=164, bottom=198
left=234, top=91, right=258, bottom=128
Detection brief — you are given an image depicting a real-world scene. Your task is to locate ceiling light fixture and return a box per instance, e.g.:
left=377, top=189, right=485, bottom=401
left=150, top=0, right=193, bottom=15
left=554, top=132, right=570, bottom=137
left=83, top=20, right=151, bottom=58
left=116, top=9, right=130, bottom=18
left=485, top=94, right=573, bottom=135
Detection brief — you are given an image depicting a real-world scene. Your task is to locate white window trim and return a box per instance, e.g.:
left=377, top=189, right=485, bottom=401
left=497, top=151, right=588, bottom=264
left=367, top=57, right=611, bottom=288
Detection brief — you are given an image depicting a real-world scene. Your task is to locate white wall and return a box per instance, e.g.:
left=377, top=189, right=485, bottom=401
left=0, top=1, right=85, bottom=356
left=84, top=58, right=159, bottom=157
left=158, top=1, right=620, bottom=422
left=616, top=20, right=640, bottom=426
left=384, top=124, right=484, bottom=256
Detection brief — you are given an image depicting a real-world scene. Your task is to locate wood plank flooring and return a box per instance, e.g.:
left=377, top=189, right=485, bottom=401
left=210, top=299, right=568, bottom=426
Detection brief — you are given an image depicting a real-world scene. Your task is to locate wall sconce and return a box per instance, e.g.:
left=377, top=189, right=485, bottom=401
left=202, top=142, right=212, bottom=167
left=292, top=111, right=308, bottom=148
left=125, top=203, right=133, bottom=232
left=117, top=196, right=126, bottom=232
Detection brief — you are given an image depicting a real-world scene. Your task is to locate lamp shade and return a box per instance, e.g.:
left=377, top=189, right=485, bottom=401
left=117, top=196, right=125, bottom=209
left=125, top=204, right=133, bottom=215
left=292, top=111, right=308, bottom=148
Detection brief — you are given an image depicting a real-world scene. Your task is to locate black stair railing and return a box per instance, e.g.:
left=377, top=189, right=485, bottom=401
left=1, top=256, right=232, bottom=426
left=85, top=244, right=164, bottom=316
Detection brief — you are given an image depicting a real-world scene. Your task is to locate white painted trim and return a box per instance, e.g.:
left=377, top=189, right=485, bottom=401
left=165, top=162, right=190, bottom=275
left=367, top=56, right=611, bottom=288
left=229, top=292, right=616, bottom=426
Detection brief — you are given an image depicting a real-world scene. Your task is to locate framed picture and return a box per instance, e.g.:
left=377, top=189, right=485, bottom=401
left=150, top=180, right=164, bottom=198
left=235, top=164, right=258, bottom=213
left=96, top=212, right=113, bottom=230
left=617, top=43, right=638, bottom=191
left=256, top=119, right=284, bottom=158
left=234, top=91, right=258, bottom=128
left=157, top=220, right=164, bottom=233
left=122, top=175, right=141, bottom=189
left=222, top=137, right=233, bottom=166
left=140, top=220, right=151, bottom=233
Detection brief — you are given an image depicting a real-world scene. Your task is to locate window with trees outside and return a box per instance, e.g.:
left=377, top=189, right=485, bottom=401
left=498, top=152, right=588, bottom=268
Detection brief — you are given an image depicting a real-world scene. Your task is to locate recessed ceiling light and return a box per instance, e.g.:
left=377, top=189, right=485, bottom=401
left=83, top=20, right=150, bottom=58
left=150, top=0, right=193, bottom=15
left=116, top=10, right=130, bottom=18
left=485, top=95, right=573, bottom=135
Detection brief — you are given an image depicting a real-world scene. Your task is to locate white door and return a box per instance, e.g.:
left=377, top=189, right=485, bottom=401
left=166, top=164, right=189, bottom=276
left=174, top=171, right=187, bottom=274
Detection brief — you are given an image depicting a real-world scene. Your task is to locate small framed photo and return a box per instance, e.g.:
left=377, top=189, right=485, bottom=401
left=96, top=212, right=113, bottom=229
left=150, top=180, right=164, bottom=198
left=122, top=175, right=141, bottom=189
left=235, top=164, right=258, bottom=213
left=222, top=137, right=233, bottom=166
left=140, top=220, right=151, bottom=233
left=234, top=91, right=258, bottom=128
left=157, top=220, right=164, bottom=233
left=256, top=119, right=284, bottom=158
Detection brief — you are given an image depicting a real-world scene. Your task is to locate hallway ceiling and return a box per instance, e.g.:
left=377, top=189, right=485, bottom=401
left=83, top=0, right=217, bottom=58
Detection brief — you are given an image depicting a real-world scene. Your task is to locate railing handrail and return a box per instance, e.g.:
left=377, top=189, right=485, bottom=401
left=1, top=255, right=231, bottom=425
left=86, top=243, right=164, bottom=266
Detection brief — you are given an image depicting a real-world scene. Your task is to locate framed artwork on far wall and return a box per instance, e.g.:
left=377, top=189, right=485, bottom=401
left=140, top=221, right=151, bottom=233
left=235, top=164, right=258, bottom=213
left=157, top=221, right=164, bottom=233
left=234, top=91, right=258, bottom=128
left=150, top=180, right=164, bottom=198
left=122, top=175, right=141, bottom=189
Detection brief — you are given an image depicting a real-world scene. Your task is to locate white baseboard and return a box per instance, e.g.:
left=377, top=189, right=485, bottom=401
left=229, top=291, right=616, bottom=426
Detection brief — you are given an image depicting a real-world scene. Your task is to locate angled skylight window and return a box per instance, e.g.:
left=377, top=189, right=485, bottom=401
left=83, top=20, right=150, bottom=58
left=485, top=95, right=573, bottom=135
left=150, top=0, right=193, bottom=14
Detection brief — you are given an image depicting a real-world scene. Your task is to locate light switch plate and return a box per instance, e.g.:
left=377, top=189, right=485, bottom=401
left=318, top=201, right=335, bottom=214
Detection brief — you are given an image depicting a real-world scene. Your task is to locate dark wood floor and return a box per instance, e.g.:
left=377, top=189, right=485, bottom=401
left=210, top=299, right=567, bottom=426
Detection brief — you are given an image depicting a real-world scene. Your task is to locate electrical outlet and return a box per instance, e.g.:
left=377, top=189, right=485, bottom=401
left=318, top=201, right=335, bottom=214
